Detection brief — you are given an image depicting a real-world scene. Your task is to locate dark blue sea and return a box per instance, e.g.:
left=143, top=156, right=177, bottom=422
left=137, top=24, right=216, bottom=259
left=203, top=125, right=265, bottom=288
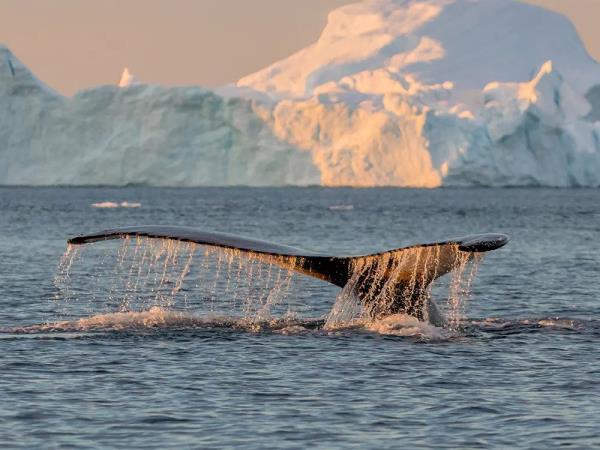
left=1, top=187, right=599, bottom=449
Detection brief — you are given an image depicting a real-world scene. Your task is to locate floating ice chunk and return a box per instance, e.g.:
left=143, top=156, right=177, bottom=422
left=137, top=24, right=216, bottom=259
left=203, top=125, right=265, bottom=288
left=119, top=201, right=142, bottom=208
left=91, top=202, right=119, bottom=208
left=91, top=202, right=142, bottom=208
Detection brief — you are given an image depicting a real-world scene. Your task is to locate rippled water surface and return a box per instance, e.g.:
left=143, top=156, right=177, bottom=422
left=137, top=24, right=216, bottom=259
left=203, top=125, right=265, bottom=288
left=1, top=187, right=599, bottom=449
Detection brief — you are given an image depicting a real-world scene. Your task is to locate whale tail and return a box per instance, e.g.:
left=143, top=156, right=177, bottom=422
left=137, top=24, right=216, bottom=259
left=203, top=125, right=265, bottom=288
left=68, top=226, right=508, bottom=322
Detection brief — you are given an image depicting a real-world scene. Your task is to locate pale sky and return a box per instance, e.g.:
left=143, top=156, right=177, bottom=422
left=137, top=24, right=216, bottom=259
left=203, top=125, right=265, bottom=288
left=1, top=0, right=598, bottom=96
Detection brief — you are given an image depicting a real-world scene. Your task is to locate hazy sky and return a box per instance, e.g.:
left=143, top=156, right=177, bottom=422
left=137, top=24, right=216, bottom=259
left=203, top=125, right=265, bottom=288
left=1, top=0, right=599, bottom=96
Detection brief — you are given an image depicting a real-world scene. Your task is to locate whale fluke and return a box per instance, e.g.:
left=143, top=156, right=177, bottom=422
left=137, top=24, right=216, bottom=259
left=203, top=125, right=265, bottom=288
left=68, top=226, right=508, bottom=322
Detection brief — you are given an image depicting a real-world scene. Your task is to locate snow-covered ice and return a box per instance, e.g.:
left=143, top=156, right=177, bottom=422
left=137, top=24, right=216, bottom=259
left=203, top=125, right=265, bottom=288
left=118, top=67, right=140, bottom=88
left=2, top=0, right=600, bottom=187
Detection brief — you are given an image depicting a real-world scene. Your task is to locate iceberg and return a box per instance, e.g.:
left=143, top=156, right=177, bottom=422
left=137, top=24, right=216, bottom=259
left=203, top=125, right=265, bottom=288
left=118, top=67, right=140, bottom=88
left=1, top=0, right=600, bottom=187
left=0, top=46, right=318, bottom=186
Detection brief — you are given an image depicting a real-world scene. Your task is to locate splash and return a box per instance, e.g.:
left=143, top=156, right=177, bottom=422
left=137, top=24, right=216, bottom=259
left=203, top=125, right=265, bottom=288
left=53, top=244, right=83, bottom=315
left=446, top=252, right=483, bottom=330
left=326, top=245, right=435, bottom=326
left=51, top=237, right=483, bottom=334
left=365, top=314, right=455, bottom=341
left=8, top=307, right=446, bottom=341
left=17, top=307, right=211, bottom=333
left=7, top=311, right=591, bottom=341
left=53, top=237, right=305, bottom=324
left=54, top=244, right=80, bottom=287
left=325, top=245, right=482, bottom=329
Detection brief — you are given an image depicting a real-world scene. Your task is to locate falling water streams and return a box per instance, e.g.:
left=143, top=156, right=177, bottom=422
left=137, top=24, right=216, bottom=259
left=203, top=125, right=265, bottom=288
left=51, top=237, right=483, bottom=334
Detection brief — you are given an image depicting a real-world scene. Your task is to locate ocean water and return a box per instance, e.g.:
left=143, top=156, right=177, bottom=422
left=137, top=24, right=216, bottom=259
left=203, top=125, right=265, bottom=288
left=1, top=187, right=599, bottom=449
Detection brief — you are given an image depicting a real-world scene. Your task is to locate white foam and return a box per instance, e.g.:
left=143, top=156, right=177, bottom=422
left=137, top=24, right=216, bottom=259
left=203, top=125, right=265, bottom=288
left=470, top=317, right=512, bottom=330
left=365, top=313, right=453, bottom=340
left=8, top=307, right=455, bottom=340
left=14, top=307, right=215, bottom=333
left=469, top=317, right=585, bottom=332
left=537, top=318, right=580, bottom=330
left=273, top=325, right=309, bottom=335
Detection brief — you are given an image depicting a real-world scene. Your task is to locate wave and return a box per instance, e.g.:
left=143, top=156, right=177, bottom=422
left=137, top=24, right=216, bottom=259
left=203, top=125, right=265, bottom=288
left=7, top=308, right=233, bottom=333
left=4, top=307, right=451, bottom=340
left=470, top=317, right=586, bottom=332
left=328, top=205, right=354, bottom=211
left=2, top=308, right=592, bottom=341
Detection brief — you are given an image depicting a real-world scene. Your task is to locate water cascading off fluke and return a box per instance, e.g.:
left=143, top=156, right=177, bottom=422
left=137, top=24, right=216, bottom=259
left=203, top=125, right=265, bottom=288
left=56, top=226, right=508, bottom=327
left=53, top=238, right=305, bottom=324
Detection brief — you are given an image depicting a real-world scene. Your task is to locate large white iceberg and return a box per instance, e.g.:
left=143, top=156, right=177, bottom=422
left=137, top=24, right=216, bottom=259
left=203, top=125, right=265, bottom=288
left=2, top=0, right=600, bottom=187
left=0, top=47, right=318, bottom=185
